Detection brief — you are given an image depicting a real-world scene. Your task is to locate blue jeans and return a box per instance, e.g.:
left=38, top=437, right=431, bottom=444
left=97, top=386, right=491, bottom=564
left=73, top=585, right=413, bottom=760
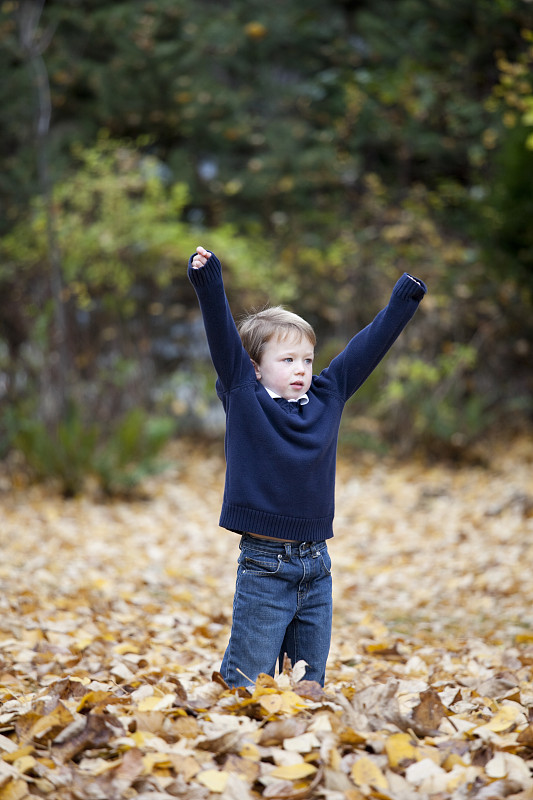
left=220, top=535, right=332, bottom=688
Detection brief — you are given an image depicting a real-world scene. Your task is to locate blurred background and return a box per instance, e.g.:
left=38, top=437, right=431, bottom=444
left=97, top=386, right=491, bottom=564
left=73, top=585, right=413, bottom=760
left=1, top=0, right=532, bottom=496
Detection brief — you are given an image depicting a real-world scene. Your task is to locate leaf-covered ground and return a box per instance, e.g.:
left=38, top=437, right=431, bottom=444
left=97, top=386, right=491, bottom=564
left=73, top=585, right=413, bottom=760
left=1, top=436, right=533, bottom=799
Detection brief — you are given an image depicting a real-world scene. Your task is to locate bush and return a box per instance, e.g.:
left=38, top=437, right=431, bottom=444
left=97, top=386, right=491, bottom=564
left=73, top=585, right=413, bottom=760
left=11, top=402, right=175, bottom=497
left=375, top=344, right=495, bottom=456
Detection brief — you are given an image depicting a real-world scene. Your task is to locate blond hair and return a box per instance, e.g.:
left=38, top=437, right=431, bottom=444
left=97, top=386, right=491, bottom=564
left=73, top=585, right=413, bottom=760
left=238, top=306, right=316, bottom=364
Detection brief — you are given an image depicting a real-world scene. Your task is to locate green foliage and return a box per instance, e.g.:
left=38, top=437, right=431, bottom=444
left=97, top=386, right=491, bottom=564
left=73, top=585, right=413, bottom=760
left=475, top=31, right=533, bottom=293
left=13, top=403, right=99, bottom=497
left=1, top=0, right=532, bottom=467
left=0, top=133, right=284, bottom=307
left=93, top=408, right=176, bottom=496
left=12, top=402, right=175, bottom=497
left=3, top=0, right=527, bottom=231
left=1, top=134, right=192, bottom=290
left=376, top=344, right=494, bottom=455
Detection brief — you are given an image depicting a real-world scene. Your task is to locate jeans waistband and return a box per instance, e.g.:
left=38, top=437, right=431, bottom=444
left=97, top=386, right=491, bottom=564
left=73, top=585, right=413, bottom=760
left=240, top=533, right=326, bottom=556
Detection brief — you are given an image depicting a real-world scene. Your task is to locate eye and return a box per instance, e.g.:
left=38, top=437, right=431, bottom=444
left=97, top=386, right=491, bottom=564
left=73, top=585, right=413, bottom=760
left=305, top=358, right=313, bottom=364
left=284, top=357, right=293, bottom=363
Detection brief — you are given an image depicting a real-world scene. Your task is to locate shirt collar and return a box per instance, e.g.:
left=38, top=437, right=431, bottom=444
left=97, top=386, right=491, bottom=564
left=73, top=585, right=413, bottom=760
left=264, top=387, right=309, bottom=405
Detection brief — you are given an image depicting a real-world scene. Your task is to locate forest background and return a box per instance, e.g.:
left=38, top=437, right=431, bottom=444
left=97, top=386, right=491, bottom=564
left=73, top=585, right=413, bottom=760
left=2, top=3, right=533, bottom=797
left=0, top=0, right=533, bottom=492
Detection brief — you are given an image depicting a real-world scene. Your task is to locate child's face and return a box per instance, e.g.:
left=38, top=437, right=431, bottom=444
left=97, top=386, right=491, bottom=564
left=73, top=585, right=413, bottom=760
left=253, top=332, right=314, bottom=400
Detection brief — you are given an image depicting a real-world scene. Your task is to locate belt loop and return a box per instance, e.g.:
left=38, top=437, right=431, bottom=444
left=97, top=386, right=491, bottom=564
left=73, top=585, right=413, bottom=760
left=284, top=542, right=291, bottom=559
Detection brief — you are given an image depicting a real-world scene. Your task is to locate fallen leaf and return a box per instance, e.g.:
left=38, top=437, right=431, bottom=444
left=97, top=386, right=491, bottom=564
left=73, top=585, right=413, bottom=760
left=385, top=732, right=418, bottom=768
left=260, top=718, right=308, bottom=745
left=475, top=704, right=521, bottom=735
left=260, top=694, right=283, bottom=715
left=269, top=762, right=317, bottom=781
left=411, top=687, right=447, bottom=733
left=351, top=756, right=388, bottom=790
left=0, top=778, right=30, bottom=800
left=283, top=732, right=320, bottom=753
left=137, top=693, right=175, bottom=712
left=517, top=723, right=533, bottom=747
left=196, top=768, right=229, bottom=792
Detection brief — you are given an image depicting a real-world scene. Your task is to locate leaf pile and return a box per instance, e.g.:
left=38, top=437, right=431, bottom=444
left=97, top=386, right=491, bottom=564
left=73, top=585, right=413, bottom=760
left=1, top=436, right=533, bottom=799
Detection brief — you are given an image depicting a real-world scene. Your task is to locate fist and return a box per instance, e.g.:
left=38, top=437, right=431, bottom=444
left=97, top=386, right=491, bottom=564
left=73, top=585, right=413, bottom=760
left=191, top=246, right=211, bottom=269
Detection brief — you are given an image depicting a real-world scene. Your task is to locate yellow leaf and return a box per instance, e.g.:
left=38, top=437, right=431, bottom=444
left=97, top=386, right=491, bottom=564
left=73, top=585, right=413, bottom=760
left=12, top=755, right=36, bottom=774
left=351, top=756, right=388, bottom=790
left=442, top=753, right=467, bottom=771
left=244, top=21, right=268, bottom=40
left=339, top=727, right=367, bottom=746
left=26, top=704, right=74, bottom=742
left=76, top=690, right=114, bottom=711
left=259, top=694, right=283, bottom=715
left=137, top=694, right=174, bottom=712
left=142, top=753, right=173, bottom=773
left=196, top=769, right=229, bottom=793
left=0, top=778, right=29, bottom=800
left=131, top=730, right=149, bottom=747
left=270, top=762, right=317, bottom=781
left=476, top=705, right=519, bottom=734
left=72, top=632, right=94, bottom=651
left=515, top=632, right=533, bottom=645
left=240, top=741, right=261, bottom=761
left=280, top=690, right=307, bottom=714
left=114, top=642, right=140, bottom=655
left=2, top=745, right=34, bottom=764
left=385, top=732, right=418, bottom=768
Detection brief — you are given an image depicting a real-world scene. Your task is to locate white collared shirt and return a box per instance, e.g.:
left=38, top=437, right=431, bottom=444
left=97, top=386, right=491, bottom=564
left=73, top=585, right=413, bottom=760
left=264, top=387, right=309, bottom=405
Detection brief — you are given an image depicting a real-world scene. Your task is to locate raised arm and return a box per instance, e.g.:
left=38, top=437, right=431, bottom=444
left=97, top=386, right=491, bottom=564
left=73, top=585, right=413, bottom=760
left=187, top=247, right=255, bottom=393
left=316, top=272, right=427, bottom=401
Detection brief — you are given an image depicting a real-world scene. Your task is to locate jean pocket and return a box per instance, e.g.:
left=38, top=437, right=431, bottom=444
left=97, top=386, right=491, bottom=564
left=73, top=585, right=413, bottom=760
left=240, top=553, right=283, bottom=576
left=318, top=548, right=332, bottom=576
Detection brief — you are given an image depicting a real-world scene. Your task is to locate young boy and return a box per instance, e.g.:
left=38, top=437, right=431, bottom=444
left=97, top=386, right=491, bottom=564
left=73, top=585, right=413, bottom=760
left=188, top=245, right=426, bottom=687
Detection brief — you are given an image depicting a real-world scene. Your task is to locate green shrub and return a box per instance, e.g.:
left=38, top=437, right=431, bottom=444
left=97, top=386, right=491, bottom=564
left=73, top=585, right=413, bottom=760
left=376, top=344, right=494, bottom=455
left=12, top=402, right=175, bottom=497
left=94, top=408, right=176, bottom=496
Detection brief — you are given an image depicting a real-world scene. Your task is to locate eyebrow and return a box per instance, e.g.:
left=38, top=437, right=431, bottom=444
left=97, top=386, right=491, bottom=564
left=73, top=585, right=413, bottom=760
left=279, top=350, right=314, bottom=358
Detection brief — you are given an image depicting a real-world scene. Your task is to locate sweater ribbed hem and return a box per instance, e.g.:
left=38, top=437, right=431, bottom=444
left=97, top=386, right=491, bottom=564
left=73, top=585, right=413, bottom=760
left=220, top=504, right=334, bottom=542
left=187, top=253, right=222, bottom=286
left=394, top=273, right=427, bottom=301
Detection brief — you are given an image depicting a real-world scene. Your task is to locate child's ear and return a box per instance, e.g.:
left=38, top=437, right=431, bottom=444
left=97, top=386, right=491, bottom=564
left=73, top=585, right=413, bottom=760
left=251, top=359, right=261, bottom=380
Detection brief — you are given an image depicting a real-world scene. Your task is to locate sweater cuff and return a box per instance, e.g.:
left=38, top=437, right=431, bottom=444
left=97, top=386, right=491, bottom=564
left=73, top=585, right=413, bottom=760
left=393, top=272, right=427, bottom=301
left=187, top=252, right=223, bottom=287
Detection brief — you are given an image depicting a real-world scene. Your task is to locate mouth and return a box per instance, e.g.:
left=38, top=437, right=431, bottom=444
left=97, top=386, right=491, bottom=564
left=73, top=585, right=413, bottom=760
left=291, top=382, right=304, bottom=389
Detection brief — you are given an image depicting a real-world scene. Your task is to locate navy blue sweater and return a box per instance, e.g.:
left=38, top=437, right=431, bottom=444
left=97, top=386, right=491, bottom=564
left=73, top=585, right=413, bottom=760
left=188, top=253, right=426, bottom=541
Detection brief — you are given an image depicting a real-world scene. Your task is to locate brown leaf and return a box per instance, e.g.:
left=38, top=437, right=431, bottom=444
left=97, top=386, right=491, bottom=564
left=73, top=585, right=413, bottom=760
left=196, top=729, right=242, bottom=755
left=52, top=712, right=122, bottom=762
left=211, top=671, right=230, bottom=690
left=16, top=702, right=74, bottom=744
left=259, top=718, right=308, bottom=746
left=411, top=688, right=448, bottom=735
left=517, top=724, right=533, bottom=748
left=172, top=715, right=202, bottom=740
left=292, top=681, right=325, bottom=702
left=223, top=753, right=261, bottom=783
left=255, top=673, right=279, bottom=690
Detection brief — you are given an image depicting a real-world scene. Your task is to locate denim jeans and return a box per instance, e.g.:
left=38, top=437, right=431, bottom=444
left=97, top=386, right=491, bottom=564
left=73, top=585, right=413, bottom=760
left=220, top=535, right=332, bottom=688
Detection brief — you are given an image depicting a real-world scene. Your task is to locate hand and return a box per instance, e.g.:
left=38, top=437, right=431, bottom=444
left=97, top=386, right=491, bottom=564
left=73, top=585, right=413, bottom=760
left=191, top=246, right=212, bottom=269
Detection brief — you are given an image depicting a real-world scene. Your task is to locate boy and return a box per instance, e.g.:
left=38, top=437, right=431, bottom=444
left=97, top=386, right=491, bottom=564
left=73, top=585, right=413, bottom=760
left=188, top=245, right=426, bottom=687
